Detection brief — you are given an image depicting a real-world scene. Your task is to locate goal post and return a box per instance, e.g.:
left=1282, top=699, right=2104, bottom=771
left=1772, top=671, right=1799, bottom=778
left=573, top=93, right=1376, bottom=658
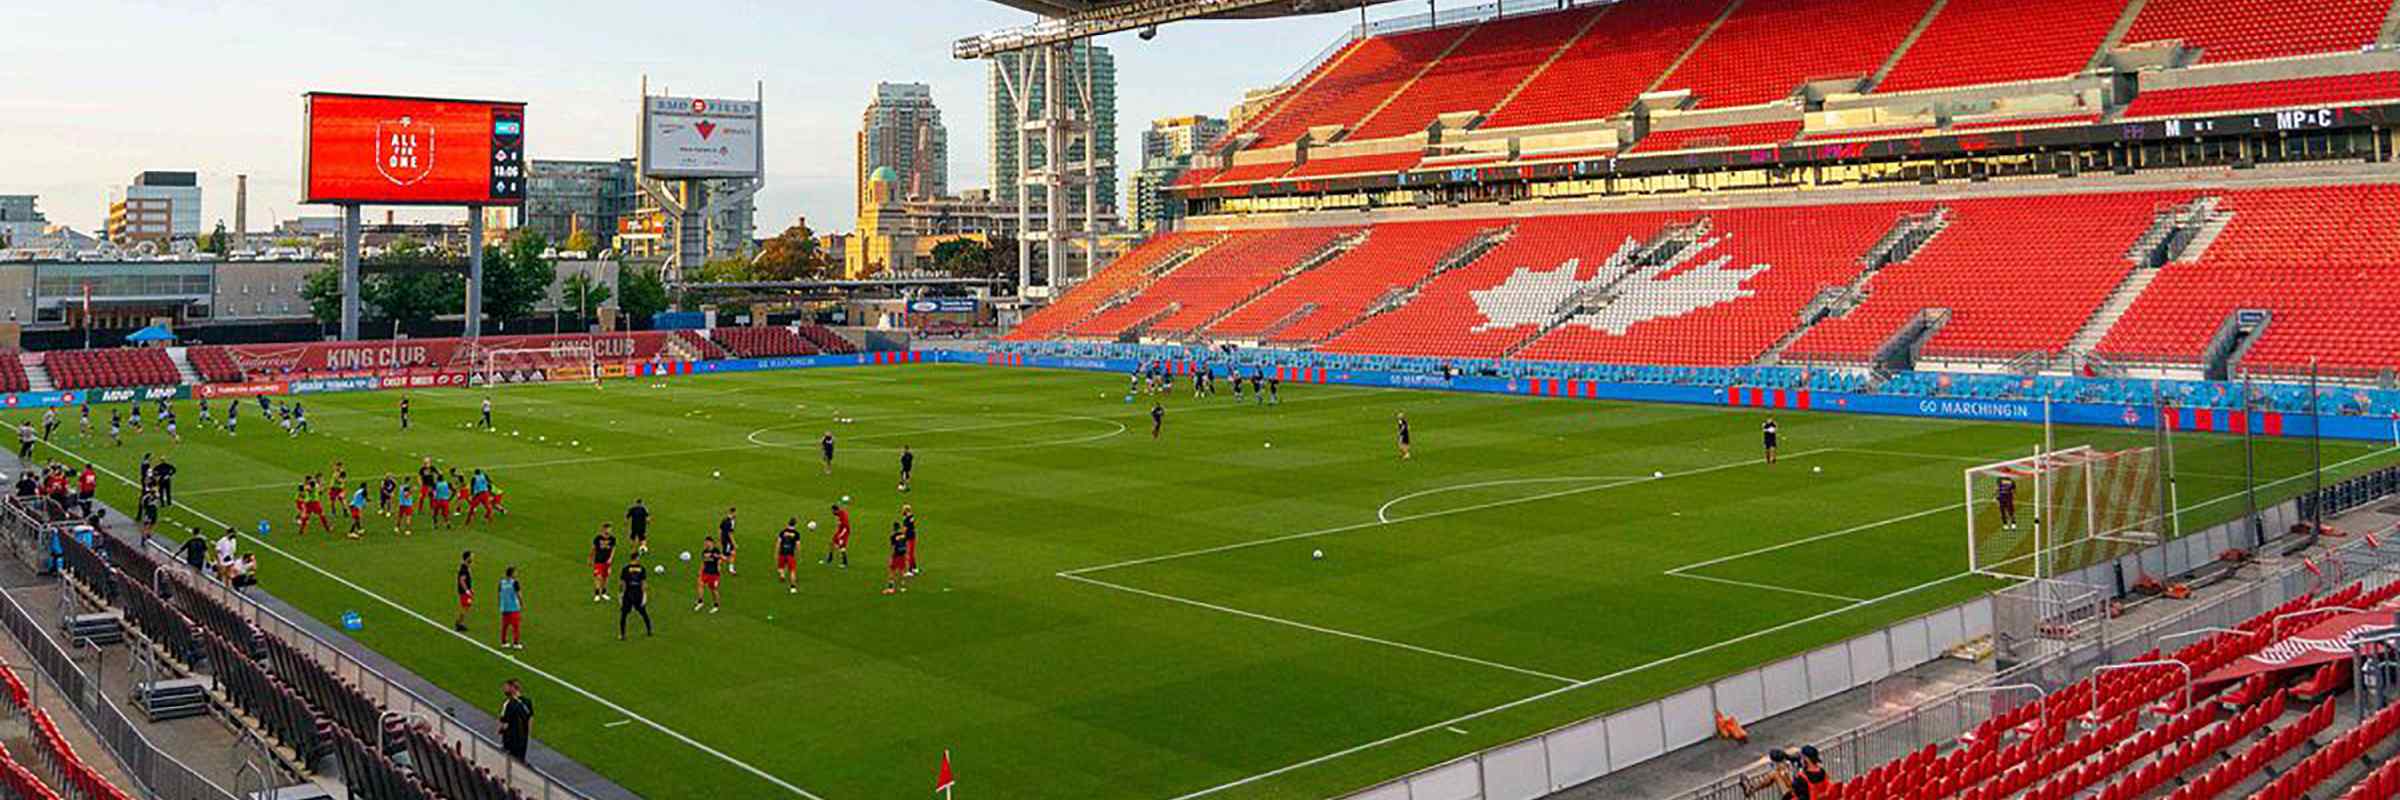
left=1966, top=444, right=2167, bottom=581
left=472, top=344, right=601, bottom=387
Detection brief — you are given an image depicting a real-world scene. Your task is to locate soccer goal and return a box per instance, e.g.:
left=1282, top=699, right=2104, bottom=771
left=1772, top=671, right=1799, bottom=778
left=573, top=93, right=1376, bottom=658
left=1966, top=445, right=2168, bottom=580
left=472, top=344, right=600, bottom=387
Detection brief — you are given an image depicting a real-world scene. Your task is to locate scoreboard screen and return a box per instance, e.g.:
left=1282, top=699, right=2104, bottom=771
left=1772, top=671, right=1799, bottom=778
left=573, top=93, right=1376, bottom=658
left=303, top=92, right=525, bottom=206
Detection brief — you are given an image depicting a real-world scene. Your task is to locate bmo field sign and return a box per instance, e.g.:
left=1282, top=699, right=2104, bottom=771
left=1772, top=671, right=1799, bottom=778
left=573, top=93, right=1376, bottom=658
left=640, top=95, right=762, bottom=179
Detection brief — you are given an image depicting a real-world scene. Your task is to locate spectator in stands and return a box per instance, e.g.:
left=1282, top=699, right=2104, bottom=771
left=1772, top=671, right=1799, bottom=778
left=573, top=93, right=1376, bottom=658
left=1797, top=746, right=1830, bottom=797
left=214, top=528, right=239, bottom=582
left=498, top=679, right=534, bottom=761
left=12, top=469, right=35, bottom=501
left=1742, top=749, right=1807, bottom=799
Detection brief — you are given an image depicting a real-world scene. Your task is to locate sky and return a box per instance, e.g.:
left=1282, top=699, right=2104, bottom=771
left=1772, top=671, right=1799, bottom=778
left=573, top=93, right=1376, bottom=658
left=0, top=0, right=1469, bottom=237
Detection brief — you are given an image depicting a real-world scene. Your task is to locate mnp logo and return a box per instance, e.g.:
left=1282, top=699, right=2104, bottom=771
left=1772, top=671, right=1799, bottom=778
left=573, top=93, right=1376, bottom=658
left=376, top=116, right=435, bottom=186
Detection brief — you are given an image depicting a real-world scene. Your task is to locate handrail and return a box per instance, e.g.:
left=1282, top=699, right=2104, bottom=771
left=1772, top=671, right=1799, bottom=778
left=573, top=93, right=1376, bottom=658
left=2093, top=659, right=2196, bottom=719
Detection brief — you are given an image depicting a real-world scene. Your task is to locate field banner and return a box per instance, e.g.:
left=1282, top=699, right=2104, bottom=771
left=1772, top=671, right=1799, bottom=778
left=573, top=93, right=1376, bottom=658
left=196, top=382, right=288, bottom=399
left=201, top=333, right=674, bottom=377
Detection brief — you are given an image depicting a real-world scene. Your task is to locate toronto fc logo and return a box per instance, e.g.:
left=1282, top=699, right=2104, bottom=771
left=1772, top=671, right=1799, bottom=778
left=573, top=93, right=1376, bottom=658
left=376, top=116, right=435, bottom=186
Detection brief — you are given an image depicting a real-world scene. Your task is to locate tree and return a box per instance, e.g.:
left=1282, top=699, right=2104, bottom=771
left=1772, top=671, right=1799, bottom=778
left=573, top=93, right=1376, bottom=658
left=931, top=237, right=1013, bottom=281
left=751, top=220, right=829, bottom=280
left=697, top=257, right=755, bottom=283
left=559, top=272, right=613, bottom=319
left=362, top=238, right=465, bottom=326
left=617, top=265, right=670, bottom=325
left=479, top=232, right=555, bottom=324
left=302, top=268, right=344, bottom=325
left=199, top=222, right=233, bottom=257
left=562, top=229, right=599, bottom=254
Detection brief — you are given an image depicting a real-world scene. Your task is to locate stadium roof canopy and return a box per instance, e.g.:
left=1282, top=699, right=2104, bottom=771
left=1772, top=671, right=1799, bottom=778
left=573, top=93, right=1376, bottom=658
left=959, top=0, right=1408, bottom=58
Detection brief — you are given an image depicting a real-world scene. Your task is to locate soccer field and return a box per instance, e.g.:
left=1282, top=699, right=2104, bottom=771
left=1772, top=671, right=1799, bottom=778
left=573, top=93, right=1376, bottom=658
left=34, top=364, right=2400, bottom=799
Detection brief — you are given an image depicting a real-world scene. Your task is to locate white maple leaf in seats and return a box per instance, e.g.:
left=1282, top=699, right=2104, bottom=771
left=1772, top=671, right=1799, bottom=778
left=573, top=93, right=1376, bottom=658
left=1467, top=232, right=1766, bottom=334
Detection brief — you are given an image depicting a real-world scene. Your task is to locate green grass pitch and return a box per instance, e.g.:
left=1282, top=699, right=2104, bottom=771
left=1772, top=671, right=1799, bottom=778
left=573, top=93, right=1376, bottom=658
left=29, top=364, right=2397, bottom=799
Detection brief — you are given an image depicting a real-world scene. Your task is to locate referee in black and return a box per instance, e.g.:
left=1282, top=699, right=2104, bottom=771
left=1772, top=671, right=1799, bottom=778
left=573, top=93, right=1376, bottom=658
left=617, top=552, right=652, bottom=640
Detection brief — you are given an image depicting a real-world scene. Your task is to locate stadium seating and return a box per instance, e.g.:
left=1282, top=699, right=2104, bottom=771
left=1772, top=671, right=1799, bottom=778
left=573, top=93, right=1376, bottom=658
left=2119, top=71, right=2400, bottom=119
left=671, top=330, right=729, bottom=360
left=1285, top=151, right=1425, bottom=179
left=2100, top=184, right=2400, bottom=376
left=1207, top=220, right=1489, bottom=343
left=0, top=353, right=28, bottom=393
left=1345, top=6, right=1602, bottom=140
left=1873, top=0, right=2127, bottom=93
left=713, top=327, right=815, bottom=358
left=1482, top=0, right=1733, bottom=129
left=1011, top=232, right=1216, bottom=339
left=2121, top=0, right=2391, bottom=63
left=186, top=346, right=245, bottom=382
left=1323, top=212, right=1682, bottom=359
left=1653, top=0, right=1933, bottom=107
left=797, top=324, right=857, bottom=354
left=0, top=659, right=134, bottom=800
left=1075, top=228, right=1362, bottom=338
left=1514, top=204, right=1900, bottom=366
left=1630, top=120, right=1804, bottom=153
left=43, top=347, right=180, bottom=390
left=1238, top=24, right=1475, bottom=150
left=1785, top=192, right=2177, bottom=363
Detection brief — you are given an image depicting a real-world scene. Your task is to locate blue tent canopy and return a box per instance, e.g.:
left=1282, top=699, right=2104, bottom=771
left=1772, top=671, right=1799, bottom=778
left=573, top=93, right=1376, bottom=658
left=124, top=324, right=175, bottom=343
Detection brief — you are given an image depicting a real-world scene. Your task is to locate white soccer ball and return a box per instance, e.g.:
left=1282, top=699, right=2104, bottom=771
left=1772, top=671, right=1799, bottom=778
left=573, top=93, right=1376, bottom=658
left=1311, top=549, right=1324, bottom=560
left=1812, top=466, right=1822, bottom=474
left=570, top=440, right=580, bottom=447
left=840, top=495, right=851, bottom=504
left=679, top=550, right=692, bottom=562
left=807, top=521, right=818, bottom=530
left=653, top=564, right=664, bottom=573
left=1263, top=442, right=1272, bottom=448
left=898, top=484, right=907, bottom=492
left=1653, top=471, right=1665, bottom=478
left=711, top=470, right=722, bottom=479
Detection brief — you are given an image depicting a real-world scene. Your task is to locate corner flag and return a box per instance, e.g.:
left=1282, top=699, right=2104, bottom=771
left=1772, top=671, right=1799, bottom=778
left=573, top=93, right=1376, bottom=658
left=934, top=750, right=954, bottom=797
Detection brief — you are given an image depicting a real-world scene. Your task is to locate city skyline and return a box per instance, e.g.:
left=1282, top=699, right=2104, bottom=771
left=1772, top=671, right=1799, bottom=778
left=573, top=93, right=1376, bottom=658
left=0, top=0, right=1405, bottom=238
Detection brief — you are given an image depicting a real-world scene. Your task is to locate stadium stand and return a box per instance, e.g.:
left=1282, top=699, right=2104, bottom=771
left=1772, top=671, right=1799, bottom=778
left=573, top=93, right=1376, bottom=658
left=1285, top=151, right=1426, bottom=179
left=2119, top=71, right=2400, bottom=119
left=1629, top=120, right=1804, bottom=153
left=2099, top=184, right=2400, bottom=377
left=1481, top=0, right=1731, bottom=129
left=2120, top=0, right=2392, bottom=63
left=671, top=330, right=730, bottom=360
left=1787, top=191, right=2179, bottom=363
left=0, top=353, right=29, bottom=393
left=1871, top=0, right=2127, bottom=93
left=1205, top=219, right=1494, bottom=344
left=1652, top=0, right=1933, bottom=107
left=712, top=326, right=814, bottom=358
left=0, top=658, right=134, bottom=800
left=1342, top=6, right=1603, bottom=141
left=797, top=324, right=857, bottom=354
left=1236, top=24, right=1475, bottom=150
left=44, top=347, right=179, bottom=390
left=1010, top=232, right=1217, bottom=339
left=1079, top=226, right=1362, bottom=338
left=185, top=345, right=245, bottom=383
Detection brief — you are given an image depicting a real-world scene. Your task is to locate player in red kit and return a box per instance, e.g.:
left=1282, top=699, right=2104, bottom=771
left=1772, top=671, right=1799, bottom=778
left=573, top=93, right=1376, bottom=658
left=822, top=503, right=851, bottom=567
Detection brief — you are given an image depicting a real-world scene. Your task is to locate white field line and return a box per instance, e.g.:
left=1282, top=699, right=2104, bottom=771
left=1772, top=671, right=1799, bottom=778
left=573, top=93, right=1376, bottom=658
left=1058, top=573, right=1576, bottom=685
left=1374, top=476, right=1649, bottom=524
left=1665, top=502, right=1966, bottom=575
left=1667, top=572, right=1868, bottom=603
left=32, top=439, right=828, bottom=800
left=1063, top=448, right=1835, bottom=578
left=1164, top=571, right=1988, bottom=800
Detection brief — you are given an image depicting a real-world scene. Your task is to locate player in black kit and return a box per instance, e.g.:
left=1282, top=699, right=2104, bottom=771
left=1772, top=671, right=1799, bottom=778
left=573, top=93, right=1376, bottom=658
left=617, top=553, right=652, bottom=640
left=898, top=446, right=915, bottom=492
left=1762, top=417, right=1779, bottom=464
left=820, top=432, right=836, bottom=475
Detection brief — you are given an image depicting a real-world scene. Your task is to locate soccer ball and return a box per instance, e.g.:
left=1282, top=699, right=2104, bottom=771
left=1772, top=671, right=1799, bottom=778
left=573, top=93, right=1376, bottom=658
left=1812, top=466, right=1822, bottom=474
left=1263, top=442, right=1272, bottom=448
left=840, top=495, right=851, bottom=504
left=807, top=521, right=818, bottom=530
left=712, top=470, right=722, bottom=479
left=1653, top=471, right=1665, bottom=478
left=898, top=484, right=907, bottom=492
left=679, top=551, right=692, bottom=562
left=1311, top=549, right=1324, bottom=560
left=653, top=564, right=664, bottom=573
left=570, top=440, right=580, bottom=447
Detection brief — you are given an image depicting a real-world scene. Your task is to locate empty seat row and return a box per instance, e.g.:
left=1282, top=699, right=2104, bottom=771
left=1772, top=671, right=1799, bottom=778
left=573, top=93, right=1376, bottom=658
left=711, top=327, right=816, bottom=358
left=44, top=347, right=179, bottom=390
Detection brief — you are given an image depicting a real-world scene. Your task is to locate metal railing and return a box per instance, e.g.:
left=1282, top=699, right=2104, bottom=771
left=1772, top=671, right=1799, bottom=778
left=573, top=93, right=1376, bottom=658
left=144, top=539, right=590, bottom=800
left=0, top=577, right=234, bottom=800
left=1671, top=532, right=2400, bottom=799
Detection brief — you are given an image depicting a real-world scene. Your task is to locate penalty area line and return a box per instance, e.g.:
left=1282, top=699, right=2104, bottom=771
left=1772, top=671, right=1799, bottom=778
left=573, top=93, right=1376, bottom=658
left=33, top=439, right=828, bottom=800
left=1163, top=570, right=1987, bottom=800
left=1058, top=573, right=1576, bottom=685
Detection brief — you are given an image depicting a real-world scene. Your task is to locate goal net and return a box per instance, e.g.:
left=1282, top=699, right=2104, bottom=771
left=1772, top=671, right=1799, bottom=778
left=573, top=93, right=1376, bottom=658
left=472, top=345, right=600, bottom=387
left=1966, top=445, right=2167, bottom=580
